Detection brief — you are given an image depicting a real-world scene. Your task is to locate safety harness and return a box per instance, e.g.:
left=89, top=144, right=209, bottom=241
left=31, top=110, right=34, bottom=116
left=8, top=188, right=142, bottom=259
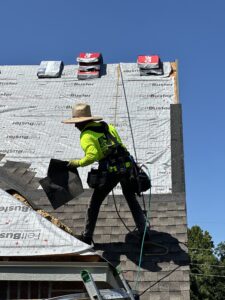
left=83, top=121, right=132, bottom=174
left=83, top=121, right=150, bottom=195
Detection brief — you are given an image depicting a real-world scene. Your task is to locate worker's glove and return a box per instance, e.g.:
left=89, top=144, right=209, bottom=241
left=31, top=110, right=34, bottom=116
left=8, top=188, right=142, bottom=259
left=67, top=160, right=80, bottom=170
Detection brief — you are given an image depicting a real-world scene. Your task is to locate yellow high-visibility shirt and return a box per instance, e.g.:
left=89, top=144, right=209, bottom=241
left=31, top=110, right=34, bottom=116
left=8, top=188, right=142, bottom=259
left=78, top=121, right=124, bottom=167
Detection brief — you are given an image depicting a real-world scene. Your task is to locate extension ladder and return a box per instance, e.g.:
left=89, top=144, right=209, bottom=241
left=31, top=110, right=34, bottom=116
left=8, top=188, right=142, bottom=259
left=81, top=269, right=136, bottom=300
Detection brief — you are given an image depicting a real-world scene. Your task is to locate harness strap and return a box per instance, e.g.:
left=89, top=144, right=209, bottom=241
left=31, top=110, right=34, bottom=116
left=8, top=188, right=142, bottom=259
left=83, top=122, right=132, bottom=173
left=82, top=121, right=120, bottom=146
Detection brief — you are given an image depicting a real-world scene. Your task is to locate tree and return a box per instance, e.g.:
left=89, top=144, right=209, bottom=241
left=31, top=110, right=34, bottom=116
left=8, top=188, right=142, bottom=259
left=188, top=226, right=225, bottom=300
left=215, top=242, right=225, bottom=263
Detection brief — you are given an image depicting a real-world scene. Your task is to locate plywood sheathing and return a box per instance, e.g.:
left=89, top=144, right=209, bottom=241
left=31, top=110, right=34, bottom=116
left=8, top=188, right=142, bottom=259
left=171, top=61, right=179, bottom=104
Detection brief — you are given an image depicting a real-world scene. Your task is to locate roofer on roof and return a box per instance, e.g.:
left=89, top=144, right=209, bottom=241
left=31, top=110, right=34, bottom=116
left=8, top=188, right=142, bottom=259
left=63, top=103, right=151, bottom=246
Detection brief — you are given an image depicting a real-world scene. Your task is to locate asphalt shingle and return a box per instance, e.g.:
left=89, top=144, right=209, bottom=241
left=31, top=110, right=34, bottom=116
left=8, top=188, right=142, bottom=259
left=0, top=100, right=189, bottom=299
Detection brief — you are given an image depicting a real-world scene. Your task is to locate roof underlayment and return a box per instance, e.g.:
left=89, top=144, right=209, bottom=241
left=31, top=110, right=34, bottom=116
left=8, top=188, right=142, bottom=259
left=0, top=62, right=189, bottom=299
left=0, top=189, right=91, bottom=256
left=1, top=62, right=174, bottom=194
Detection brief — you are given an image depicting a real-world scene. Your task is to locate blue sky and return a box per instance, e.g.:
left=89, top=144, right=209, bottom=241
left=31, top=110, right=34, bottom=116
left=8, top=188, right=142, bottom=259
left=1, top=0, right=225, bottom=246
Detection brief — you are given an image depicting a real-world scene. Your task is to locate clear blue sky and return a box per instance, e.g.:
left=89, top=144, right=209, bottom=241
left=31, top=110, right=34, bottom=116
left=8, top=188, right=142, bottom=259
left=1, top=0, right=225, bottom=246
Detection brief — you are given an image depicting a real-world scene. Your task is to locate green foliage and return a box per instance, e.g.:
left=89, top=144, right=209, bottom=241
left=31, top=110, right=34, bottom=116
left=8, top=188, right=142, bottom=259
left=215, top=242, right=225, bottom=262
left=188, top=226, right=225, bottom=300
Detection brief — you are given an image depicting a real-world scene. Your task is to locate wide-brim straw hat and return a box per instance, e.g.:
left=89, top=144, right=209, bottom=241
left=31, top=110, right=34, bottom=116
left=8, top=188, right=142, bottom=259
left=62, top=103, right=103, bottom=124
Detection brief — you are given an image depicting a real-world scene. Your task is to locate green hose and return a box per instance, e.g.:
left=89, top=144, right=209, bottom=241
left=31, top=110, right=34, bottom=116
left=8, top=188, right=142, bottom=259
left=134, top=165, right=151, bottom=291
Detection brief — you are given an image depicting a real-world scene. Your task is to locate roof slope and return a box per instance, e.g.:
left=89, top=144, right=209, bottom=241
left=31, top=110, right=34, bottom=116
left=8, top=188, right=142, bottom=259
left=0, top=62, right=189, bottom=299
left=0, top=63, right=175, bottom=194
left=0, top=156, right=189, bottom=300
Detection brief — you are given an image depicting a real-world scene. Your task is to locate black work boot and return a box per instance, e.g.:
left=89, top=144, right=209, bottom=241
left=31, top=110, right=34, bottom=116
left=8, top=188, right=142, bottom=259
left=76, top=234, right=94, bottom=246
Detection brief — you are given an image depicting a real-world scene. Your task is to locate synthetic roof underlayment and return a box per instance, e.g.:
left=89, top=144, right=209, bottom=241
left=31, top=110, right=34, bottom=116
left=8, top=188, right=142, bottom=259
left=0, top=189, right=91, bottom=256
left=0, top=62, right=174, bottom=194
left=0, top=62, right=189, bottom=299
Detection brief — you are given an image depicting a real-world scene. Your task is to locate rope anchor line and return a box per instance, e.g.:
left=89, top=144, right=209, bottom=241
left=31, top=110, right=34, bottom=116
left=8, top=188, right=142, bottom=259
left=112, top=64, right=169, bottom=295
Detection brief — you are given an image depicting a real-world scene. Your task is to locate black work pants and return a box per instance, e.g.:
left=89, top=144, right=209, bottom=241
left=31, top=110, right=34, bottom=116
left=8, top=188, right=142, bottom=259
left=83, top=170, right=149, bottom=239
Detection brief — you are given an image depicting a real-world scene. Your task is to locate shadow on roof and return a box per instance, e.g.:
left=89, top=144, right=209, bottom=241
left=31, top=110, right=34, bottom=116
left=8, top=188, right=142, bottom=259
left=94, top=229, right=189, bottom=272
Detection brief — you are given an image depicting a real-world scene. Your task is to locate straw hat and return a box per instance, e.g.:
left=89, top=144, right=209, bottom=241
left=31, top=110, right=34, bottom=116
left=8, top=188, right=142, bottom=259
left=62, top=103, right=102, bottom=124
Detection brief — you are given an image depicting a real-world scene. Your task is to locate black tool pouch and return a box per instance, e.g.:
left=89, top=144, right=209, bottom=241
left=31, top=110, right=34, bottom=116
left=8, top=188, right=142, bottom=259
left=130, top=163, right=151, bottom=196
left=137, top=168, right=151, bottom=193
left=87, top=168, right=108, bottom=189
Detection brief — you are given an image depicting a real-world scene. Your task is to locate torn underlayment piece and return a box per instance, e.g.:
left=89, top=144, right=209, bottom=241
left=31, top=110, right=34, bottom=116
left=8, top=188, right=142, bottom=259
left=0, top=189, right=92, bottom=256
left=37, top=61, right=64, bottom=78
